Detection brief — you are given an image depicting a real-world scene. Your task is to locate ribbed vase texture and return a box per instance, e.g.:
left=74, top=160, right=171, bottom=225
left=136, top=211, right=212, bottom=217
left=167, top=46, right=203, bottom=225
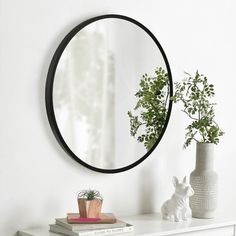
left=190, top=143, right=218, bottom=219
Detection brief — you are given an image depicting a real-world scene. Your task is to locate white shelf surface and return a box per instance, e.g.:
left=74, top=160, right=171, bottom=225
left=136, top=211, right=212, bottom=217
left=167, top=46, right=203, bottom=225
left=121, top=213, right=236, bottom=235
left=18, top=213, right=236, bottom=236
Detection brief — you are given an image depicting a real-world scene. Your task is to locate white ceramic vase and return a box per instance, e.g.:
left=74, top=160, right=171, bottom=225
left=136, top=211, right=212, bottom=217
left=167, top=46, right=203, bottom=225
left=190, top=142, right=218, bottom=219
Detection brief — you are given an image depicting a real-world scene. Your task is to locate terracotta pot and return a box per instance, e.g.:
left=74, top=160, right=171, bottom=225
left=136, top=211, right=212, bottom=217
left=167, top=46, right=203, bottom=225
left=78, top=198, right=102, bottom=218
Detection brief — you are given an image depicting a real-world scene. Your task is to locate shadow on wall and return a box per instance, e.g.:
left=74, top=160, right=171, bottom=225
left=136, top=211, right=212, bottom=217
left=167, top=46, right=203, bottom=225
left=139, top=162, right=175, bottom=214
left=139, top=166, right=156, bottom=213
left=138, top=139, right=182, bottom=214
left=3, top=205, right=31, bottom=236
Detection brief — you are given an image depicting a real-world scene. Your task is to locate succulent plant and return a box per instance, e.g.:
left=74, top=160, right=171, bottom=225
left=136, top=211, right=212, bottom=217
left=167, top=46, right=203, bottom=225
left=77, top=189, right=103, bottom=201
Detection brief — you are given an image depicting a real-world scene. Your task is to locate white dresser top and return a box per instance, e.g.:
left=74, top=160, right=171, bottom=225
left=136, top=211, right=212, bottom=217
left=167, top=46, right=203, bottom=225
left=18, top=213, right=236, bottom=236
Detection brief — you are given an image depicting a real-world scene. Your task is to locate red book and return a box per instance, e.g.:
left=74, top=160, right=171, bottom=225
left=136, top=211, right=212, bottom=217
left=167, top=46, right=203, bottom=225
left=67, top=213, right=117, bottom=224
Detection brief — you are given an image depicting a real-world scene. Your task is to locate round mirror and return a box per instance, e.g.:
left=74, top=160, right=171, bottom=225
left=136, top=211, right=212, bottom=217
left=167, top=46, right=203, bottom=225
left=46, top=14, right=173, bottom=173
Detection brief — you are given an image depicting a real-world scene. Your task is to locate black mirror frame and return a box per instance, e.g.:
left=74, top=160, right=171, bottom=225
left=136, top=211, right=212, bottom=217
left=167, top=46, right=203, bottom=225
left=45, top=14, right=173, bottom=174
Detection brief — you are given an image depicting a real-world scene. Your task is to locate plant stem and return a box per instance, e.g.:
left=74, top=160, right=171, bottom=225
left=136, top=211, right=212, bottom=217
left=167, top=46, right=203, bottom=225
left=164, top=82, right=170, bottom=109
left=181, top=109, right=198, bottom=120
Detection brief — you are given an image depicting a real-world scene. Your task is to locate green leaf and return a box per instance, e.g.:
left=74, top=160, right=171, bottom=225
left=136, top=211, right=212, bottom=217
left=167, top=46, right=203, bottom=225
left=128, top=67, right=169, bottom=150
left=172, top=70, right=224, bottom=147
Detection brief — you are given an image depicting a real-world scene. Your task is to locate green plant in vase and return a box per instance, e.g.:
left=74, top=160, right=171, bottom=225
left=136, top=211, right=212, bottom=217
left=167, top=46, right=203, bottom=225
left=77, top=189, right=103, bottom=218
left=128, top=67, right=170, bottom=150
left=171, top=71, right=224, bottom=148
left=171, top=71, right=224, bottom=219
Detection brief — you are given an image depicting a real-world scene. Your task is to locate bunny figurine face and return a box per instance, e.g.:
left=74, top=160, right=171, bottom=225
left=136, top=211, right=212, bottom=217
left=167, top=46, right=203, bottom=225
left=161, top=176, right=194, bottom=222
left=173, top=176, right=194, bottom=199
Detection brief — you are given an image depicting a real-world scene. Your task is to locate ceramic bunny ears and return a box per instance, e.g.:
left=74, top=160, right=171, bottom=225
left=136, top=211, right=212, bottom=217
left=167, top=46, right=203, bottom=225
left=173, top=176, right=187, bottom=187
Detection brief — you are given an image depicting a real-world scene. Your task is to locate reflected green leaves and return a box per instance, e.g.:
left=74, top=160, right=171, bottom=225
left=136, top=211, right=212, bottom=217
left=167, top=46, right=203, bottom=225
left=128, top=67, right=170, bottom=150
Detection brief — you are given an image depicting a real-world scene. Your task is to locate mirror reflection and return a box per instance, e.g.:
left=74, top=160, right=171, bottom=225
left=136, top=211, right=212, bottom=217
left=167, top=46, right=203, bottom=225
left=52, top=17, right=171, bottom=170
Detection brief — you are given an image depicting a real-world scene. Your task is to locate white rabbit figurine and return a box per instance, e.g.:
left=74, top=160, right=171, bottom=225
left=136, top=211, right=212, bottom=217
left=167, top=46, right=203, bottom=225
left=161, top=176, right=194, bottom=222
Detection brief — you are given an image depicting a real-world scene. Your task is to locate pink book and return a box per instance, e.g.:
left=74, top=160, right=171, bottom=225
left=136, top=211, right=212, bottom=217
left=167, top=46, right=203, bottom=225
left=67, top=213, right=117, bottom=224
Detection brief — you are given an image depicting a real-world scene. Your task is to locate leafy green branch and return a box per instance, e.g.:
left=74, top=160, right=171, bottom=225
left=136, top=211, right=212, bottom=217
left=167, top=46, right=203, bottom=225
left=171, top=71, right=224, bottom=148
left=128, top=67, right=169, bottom=150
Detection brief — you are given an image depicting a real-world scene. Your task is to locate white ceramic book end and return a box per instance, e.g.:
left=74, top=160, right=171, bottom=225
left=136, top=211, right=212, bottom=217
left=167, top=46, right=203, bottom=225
left=161, top=176, right=194, bottom=222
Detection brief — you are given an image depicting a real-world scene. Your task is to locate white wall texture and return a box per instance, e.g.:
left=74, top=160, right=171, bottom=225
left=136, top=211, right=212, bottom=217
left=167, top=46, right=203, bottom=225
left=0, top=0, right=236, bottom=235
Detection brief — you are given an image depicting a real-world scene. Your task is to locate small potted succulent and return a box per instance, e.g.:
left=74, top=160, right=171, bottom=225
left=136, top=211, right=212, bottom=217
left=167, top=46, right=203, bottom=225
left=171, top=71, right=224, bottom=218
left=77, top=189, right=103, bottom=218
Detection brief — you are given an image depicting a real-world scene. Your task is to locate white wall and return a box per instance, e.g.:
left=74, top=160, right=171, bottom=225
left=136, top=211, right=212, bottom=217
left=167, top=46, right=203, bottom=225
left=0, top=0, right=236, bottom=235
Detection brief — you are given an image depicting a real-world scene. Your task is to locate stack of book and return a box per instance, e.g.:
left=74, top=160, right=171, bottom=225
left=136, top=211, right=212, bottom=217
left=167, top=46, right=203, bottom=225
left=49, top=213, right=134, bottom=236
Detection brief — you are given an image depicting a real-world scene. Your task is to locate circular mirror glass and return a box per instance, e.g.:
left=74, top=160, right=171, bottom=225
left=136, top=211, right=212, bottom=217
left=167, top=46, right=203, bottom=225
left=46, top=15, right=173, bottom=173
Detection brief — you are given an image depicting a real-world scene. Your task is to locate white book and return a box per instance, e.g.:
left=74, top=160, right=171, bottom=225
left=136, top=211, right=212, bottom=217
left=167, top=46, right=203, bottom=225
left=56, top=218, right=127, bottom=231
left=49, top=223, right=134, bottom=236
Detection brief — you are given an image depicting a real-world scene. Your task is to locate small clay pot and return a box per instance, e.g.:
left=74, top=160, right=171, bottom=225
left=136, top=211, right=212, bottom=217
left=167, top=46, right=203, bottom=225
left=78, top=198, right=102, bottom=218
